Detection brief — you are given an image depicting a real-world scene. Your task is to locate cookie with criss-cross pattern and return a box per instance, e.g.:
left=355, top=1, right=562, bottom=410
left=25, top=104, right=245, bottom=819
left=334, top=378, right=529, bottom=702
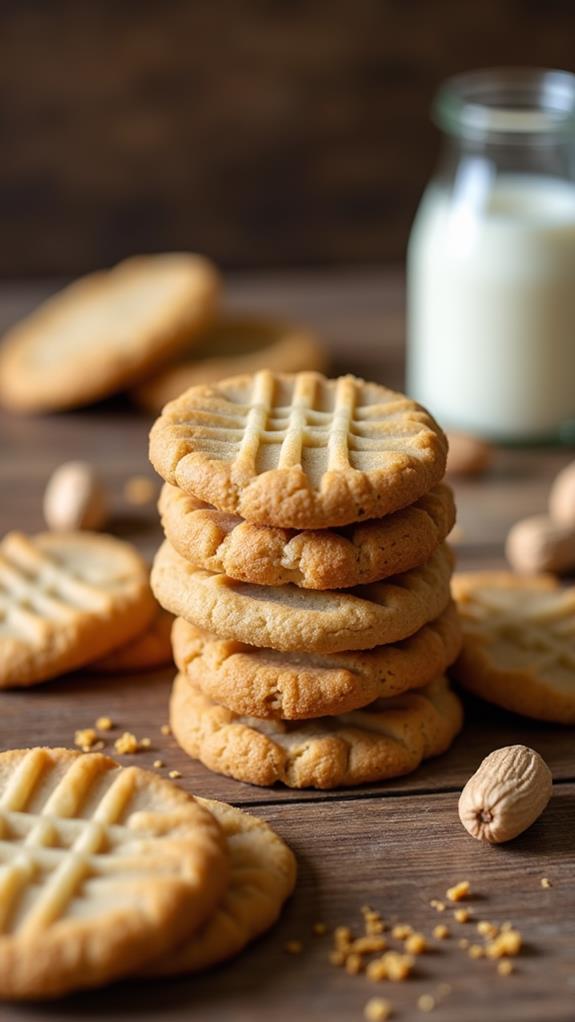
left=158, top=482, right=455, bottom=589
left=0, top=747, right=228, bottom=999
left=151, top=541, right=453, bottom=654
left=170, top=673, right=463, bottom=789
left=172, top=601, right=462, bottom=719
left=149, top=370, right=447, bottom=529
left=452, top=571, right=575, bottom=724
left=0, top=531, right=156, bottom=688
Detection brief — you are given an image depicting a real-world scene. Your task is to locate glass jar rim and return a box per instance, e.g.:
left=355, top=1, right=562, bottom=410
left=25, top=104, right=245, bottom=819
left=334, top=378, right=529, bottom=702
left=433, top=67, right=575, bottom=141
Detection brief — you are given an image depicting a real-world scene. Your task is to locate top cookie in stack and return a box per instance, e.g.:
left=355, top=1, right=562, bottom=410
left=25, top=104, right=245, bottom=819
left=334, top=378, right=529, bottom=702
left=149, top=370, right=463, bottom=789
left=150, top=370, right=447, bottom=530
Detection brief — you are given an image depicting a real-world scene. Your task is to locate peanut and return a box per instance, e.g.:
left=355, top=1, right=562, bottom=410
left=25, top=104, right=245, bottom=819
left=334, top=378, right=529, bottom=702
left=549, top=460, right=575, bottom=526
left=458, top=745, right=552, bottom=844
left=446, top=433, right=493, bottom=478
left=505, top=514, right=575, bottom=575
left=43, top=461, right=107, bottom=531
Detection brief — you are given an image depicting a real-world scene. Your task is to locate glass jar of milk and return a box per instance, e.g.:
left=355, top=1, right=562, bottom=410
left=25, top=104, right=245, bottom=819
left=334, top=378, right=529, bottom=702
left=407, top=68, right=575, bottom=442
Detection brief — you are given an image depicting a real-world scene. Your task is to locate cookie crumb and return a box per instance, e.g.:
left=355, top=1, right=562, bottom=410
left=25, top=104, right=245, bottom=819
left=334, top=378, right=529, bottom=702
left=329, top=949, right=346, bottom=967
left=433, top=925, right=449, bottom=940
left=373, top=952, right=414, bottom=982
left=485, top=929, right=522, bottom=958
left=541, top=877, right=552, bottom=889
left=364, top=997, right=392, bottom=1021
left=497, top=960, right=514, bottom=976
left=468, top=944, right=484, bottom=959
left=124, top=475, right=157, bottom=506
left=362, top=907, right=386, bottom=932
left=334, top=926, right=353, bottom=950
left=430, top=899, right=445, bottom=912
left=95, top=716, right=113, bottom=731
left=312, top=921, right=327, bottom=936
left=417, top=994, right=436, bottom=1013
left=160, top=723, right=171, bottom=736
left=345, top=953, right=364, bottom=976
left=391, top=924, right=412, bottom=940
left=352, top=936, right=388, bottom=955
left=458, top=938, right=470, bottom=949
left=454, top=908, right=471, bottom=923
left=446, top=881, right=470, bottom=902
left=114, top=732, right=139, bottom=755
left=168, top=769, right=182, bottom=780
left=139, top=737, right=152, bottom=749
left=405, top=933, right=427, bottom=955
left=285, top=940, right=303, bottom=955
left=477, top=921, right=499, bottom=940
left=153, top=759, right=164, bottom=769
left=74, top=728, right=98, bottom=751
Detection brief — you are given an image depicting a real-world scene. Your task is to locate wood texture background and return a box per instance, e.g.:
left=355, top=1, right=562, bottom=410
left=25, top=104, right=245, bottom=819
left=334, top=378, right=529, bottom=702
left=2, top=0, right=575, bottom=275
left=0, top=272, right=574, bottom=1019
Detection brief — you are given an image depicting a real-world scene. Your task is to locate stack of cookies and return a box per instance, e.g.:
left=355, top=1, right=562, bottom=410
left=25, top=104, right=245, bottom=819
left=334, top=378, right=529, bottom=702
left=149, top=370, right=464, bottom=790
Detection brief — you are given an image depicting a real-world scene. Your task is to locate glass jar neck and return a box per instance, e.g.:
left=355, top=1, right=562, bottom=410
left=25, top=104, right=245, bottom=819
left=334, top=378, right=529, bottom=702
left=434, top=68, right=575, bottom=148
left=433, top=69, right=575, bottom=185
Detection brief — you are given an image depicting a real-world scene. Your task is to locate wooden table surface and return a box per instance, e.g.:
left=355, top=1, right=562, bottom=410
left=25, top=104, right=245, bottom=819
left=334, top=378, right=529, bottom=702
left=0, top=270, right=574, bottom=1022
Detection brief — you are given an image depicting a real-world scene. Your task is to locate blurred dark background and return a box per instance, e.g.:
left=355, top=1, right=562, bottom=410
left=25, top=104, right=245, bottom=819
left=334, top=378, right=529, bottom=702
left=2, top=0, right=575, bottom=277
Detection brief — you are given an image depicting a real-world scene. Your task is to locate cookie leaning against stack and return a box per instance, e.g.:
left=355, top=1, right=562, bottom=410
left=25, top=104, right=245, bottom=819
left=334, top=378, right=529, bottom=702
left=149, top=370, right=463, bottom=789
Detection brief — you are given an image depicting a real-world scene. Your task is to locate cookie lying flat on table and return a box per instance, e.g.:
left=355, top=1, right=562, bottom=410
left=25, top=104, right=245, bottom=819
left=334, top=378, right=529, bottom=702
left=172, top=601, right=462, bottom=719
left=0, top=253, right=219, bottom=413
left=0, top=747, right=228, bottom=999
left=170, top=673, right=463, bottom=789
left=149, top=798, right=296, bottom=974
left=452, top=571, right=575, bottom=724
left=159, top=482, right=455, bottom=590
left=134, top=315, right=327, bottom=413
left=89, top=606, right=173, bottom=673
left=151, top=541, right=453, bottom=654
left=149, top=370, right=447, bottom=530
left=0, top=531, right=155, bottom=688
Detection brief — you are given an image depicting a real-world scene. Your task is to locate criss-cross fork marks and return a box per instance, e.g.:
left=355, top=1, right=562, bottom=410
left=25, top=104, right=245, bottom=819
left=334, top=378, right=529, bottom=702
left=232, top=372, right=358, bottom=477
left=0, top=750, right=142, bottom=936
left=179, top=371, right=429, bottom=476
left=0, top=534, right=110, bottom=645
left=464, top=592, right=575, bottom=674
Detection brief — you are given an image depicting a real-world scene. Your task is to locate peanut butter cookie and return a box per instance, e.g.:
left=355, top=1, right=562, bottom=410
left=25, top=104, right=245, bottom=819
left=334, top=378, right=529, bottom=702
left=169, top=673, right=463, bottom=789
left=452, top=571, right=575, bottom=723
left=0, top=531, right=156, bottom=687
left=0, top=747, right=228, bottom=998
left=159, top=481, right=455, bottom=589
left=0, top=253, right=219, bottom=412
left=149, top=370, right=447, bottom=529
left=172, top=601, right=462, bottom=719
left=151, top=541, right=453, bottom=653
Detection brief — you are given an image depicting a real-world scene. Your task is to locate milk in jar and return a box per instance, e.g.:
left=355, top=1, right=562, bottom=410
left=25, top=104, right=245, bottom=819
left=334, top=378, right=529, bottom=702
left=407, top=69, right=575, bottom=441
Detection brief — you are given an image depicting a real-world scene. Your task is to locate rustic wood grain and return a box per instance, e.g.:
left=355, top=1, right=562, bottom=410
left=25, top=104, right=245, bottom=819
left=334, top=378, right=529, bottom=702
left=2, top=1, right=575, bottom=274
left=0, top=271, right=573, bottom=1020
left=4, top=789, right=574, bottom=1022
